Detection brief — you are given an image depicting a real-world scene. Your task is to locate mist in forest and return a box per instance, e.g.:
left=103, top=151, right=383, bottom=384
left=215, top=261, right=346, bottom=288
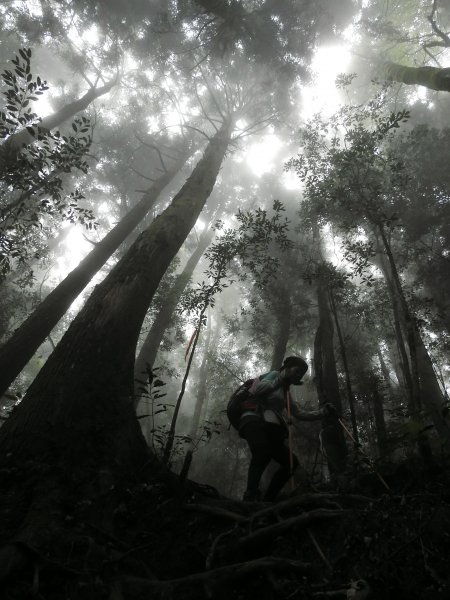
left=0, top=1, right=449, bottom=598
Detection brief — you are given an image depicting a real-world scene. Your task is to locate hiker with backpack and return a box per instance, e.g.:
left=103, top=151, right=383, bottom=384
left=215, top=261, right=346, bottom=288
left=229, top=355, right=336, bottom=501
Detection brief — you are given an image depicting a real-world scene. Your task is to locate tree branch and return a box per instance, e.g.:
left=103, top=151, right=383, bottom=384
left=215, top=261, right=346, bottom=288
left=427, top=1, right=450, bottom=46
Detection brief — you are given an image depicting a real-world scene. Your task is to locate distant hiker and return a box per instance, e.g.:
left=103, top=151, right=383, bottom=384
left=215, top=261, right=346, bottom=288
left=238, top=356, right=333, bottom=501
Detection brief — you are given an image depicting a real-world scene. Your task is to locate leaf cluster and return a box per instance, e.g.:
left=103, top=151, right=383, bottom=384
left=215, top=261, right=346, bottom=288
left=180, top=200, right=291, bottom=318
left=0, top=49, right=96, bottom=278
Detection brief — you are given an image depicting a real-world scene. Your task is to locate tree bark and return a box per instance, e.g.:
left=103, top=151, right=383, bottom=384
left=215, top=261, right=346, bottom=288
left=0, top=150, right=189, bottom=398
left=384, top=62, right=450, bottom=92
left=134, top=226, right=213, bottom=390
left=0, top=119, right=233, bottom=470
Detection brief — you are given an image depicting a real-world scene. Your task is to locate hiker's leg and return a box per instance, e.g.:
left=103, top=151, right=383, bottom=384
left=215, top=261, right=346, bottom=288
left=240, top=420, right=271, bottom=499
left=263, top=424, right=299, bottom=501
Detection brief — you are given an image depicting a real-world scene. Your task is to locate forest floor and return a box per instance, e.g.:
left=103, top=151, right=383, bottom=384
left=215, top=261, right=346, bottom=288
left=2, top=454, right=450, bottom=600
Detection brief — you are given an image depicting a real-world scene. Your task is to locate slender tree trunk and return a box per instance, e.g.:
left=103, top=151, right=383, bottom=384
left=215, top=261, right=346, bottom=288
left=372, top=242, right=415, bottom=405
left=134, top=226, right=213, bottom=391
left=376, top=226, right=450, bottom=440
left=3, top=79, right=117, bottom=152
left=270, top=288, right=292, bottom=371
left=384, top=62, right=450, bottom=92
left=198, top=319, right=222, bottom=425
left=314, top=277, right=347, bottom=474
left=328, top=288, right=359, bottom=444
left=310, top=226, right=347, bottom=474
left=163, top=313, right=204, bottom=464
left=377, top=226, right=422, bottom=410
left=0, top=150, right=189, bottom=397
left=387, top=338, right=408, bottom=390
left=376, top=346, right=395, bottom=391
left=369, top=374, right=389, bottom=459
left=189, top=313, right=213, bottom=442
left=0, top=120, right=233, bottom=470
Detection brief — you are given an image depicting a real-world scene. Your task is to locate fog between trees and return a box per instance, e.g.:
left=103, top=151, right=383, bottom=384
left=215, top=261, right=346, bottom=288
left=0, top=1, right=449, bottom=598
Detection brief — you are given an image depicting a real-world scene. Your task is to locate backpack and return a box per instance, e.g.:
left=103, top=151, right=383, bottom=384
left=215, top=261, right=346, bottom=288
left=227, top=377, right=261, bottom=430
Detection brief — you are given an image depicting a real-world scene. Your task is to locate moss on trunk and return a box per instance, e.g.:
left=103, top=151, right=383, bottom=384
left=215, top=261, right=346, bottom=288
left=384, top=62, right=450, bottom=92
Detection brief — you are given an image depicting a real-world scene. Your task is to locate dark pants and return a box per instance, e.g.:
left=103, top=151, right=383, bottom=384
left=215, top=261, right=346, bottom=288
left=240, top=419, right=299, bottom=500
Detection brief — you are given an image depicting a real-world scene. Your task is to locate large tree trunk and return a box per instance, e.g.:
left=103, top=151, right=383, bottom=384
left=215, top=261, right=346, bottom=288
left=384, top=62, right=450, bottom=92
left=134, top=226, right=213, bottom=391
left=2, top=79, right=117, bottom=152
left=0, top=149, right=189, bottom=397
left=0, top=120, right=233, bottom=472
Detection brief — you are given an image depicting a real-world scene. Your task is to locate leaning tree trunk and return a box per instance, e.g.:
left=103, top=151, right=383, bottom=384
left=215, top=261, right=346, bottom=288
left=0, top=149, right=189, bottom=398
left=134, top=225, right=213, bottom=396
left=2, top=79, right=117, bottom=152
left=376, top=225, right=450, bottom=440
left=372, top=243, right=416, bottom=407
left=383, top=61, right=450, bottom=93
left=0, top=119, right=233, bottom=472
left=269, top=286, right=292, bottom=371
left=314, top=277, right=347, bottom=474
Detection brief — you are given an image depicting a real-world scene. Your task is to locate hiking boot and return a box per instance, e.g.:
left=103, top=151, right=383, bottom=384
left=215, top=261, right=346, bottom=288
left=242, top=489, right=261, bottom=502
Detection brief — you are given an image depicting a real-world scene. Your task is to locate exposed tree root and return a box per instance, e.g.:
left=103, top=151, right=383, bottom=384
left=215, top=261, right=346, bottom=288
left=122, top=556, right=312, bottom=598
left=183, top=503, right=247, bottom=522
left=234, top=508, right=346, bottom=552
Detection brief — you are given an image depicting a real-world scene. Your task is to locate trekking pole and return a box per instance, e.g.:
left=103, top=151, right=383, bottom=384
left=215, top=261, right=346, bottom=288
left=336, top=415, right=391, bottom=492
left=286, top=390, right=295, bottom=490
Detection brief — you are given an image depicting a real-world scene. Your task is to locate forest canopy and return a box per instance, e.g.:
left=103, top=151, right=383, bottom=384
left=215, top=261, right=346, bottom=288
left=0, top=1, right=449, bottom=599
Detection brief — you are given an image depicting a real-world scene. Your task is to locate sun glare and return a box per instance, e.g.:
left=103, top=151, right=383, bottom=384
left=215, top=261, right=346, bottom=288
left=54, top=227, right=91, bottom=280
left=245, top=133, right=282, bottom=176
left=300, top=45, right=351, bottom=120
